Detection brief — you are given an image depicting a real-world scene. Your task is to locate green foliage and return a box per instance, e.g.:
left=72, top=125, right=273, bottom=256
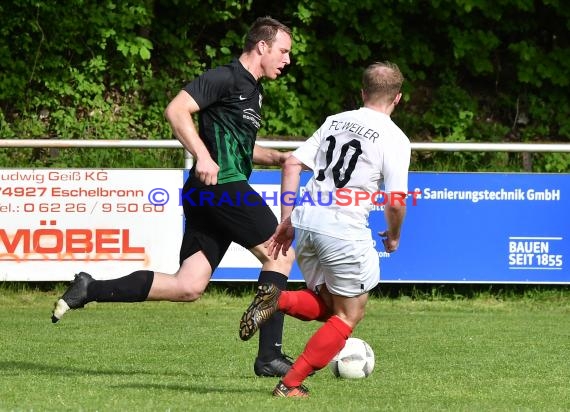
left=532, top=152, right=570, bottom=173
left=423, top=83, right=478, bottom=139
left=0, top=0, right=568, bottom=171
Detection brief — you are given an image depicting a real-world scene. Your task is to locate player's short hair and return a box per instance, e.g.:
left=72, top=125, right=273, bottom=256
left=243, top=16, right=292, bottom=52
left=362, top=62, right=404, bottom=104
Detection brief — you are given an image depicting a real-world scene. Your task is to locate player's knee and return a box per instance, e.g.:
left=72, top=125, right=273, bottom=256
left=275, top=247, right=295, bottom=268
left=174, top=277, right=207, bottom=302
left=177, top=285, right=204, bottom=302
left=270, top=255, right=295, bottom=276
left=355, top=310, right=366, bottom=325
left=336, top=309, right=365, bottom=329
left=173, top=262, right=210, bottom=301
left=255, top=245, right=295, bottom=274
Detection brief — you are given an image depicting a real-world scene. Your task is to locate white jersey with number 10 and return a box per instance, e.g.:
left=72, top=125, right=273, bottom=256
left=291, top=107, right=411, bottom=240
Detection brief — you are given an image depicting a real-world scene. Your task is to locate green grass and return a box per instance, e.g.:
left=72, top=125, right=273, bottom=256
left=1, top=287, right=570, bottom=411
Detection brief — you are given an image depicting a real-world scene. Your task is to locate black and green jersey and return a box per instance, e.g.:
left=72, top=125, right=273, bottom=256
left=184, top=58, right=263, bottom=184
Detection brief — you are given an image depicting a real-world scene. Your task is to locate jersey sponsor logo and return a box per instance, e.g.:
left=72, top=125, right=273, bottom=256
left=243, top=108, right=261, bottom=129
left=239, top=95, right=246, bottom=100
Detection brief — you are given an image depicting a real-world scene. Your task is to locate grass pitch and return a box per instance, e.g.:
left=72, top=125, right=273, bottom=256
left=1, top=285, right=569, bottom=411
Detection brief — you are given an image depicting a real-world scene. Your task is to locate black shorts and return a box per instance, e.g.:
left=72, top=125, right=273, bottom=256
left=179, top=175, right=278, bottom=270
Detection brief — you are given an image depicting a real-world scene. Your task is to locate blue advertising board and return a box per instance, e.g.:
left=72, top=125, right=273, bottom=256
left=204, top=170, right=569, bottom=284
left=384, top=172, right=568, bottom=283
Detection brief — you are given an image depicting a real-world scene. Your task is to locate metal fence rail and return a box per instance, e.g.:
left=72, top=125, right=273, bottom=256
left=1, top=139, right=569, bottom=169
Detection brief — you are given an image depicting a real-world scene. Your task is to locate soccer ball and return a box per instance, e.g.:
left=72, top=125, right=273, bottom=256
left=329, top=337, right=375, bottom=379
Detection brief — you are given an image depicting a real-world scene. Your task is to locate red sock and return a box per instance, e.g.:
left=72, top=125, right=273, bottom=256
left=278, top=289, right=330, bottom=321
left=282, top=316, right=352, bottom=387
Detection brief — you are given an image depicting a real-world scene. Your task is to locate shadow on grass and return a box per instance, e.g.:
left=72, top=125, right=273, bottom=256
left=0, top=361, right=157, bottom=377
left=0, top=361, right=261, bottom=380
left=113, top=382, right=267, bottom=394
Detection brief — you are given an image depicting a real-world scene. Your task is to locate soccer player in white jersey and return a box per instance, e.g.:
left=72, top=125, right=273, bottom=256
left=239, top=61, right=411, bottom=397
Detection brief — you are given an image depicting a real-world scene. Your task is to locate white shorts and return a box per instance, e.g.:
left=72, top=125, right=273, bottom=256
left=295, top=228, right=380, bottom=297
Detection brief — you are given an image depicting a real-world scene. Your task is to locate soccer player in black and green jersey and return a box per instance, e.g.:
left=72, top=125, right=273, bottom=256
left=51, top=17, right=295, bottom=377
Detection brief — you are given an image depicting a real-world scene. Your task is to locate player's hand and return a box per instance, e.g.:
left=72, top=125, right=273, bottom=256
left=194, top=157, right=220, bottom=185
left=378, top=230, right=400, bottom=253
left=267, top=217, right=295, bottom=259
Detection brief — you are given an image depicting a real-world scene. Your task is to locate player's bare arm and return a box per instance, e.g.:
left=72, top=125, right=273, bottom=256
left=253, top=144, right=291, bottom=166
left=279, top=154, right=305, bottom=221
left=379, top=202, right=406, bottom=253
left=267, top=154, right=305, bottom=259
left=164, top=90, right=220, bottom=185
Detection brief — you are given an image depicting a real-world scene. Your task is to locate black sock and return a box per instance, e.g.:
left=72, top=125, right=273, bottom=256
left=87, top=270, right=154, bottom=303
left=257, top=270, right=288, bottom=361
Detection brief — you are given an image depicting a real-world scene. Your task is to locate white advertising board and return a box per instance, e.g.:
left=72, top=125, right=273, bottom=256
left=0, top=169, right=183, bottom=281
